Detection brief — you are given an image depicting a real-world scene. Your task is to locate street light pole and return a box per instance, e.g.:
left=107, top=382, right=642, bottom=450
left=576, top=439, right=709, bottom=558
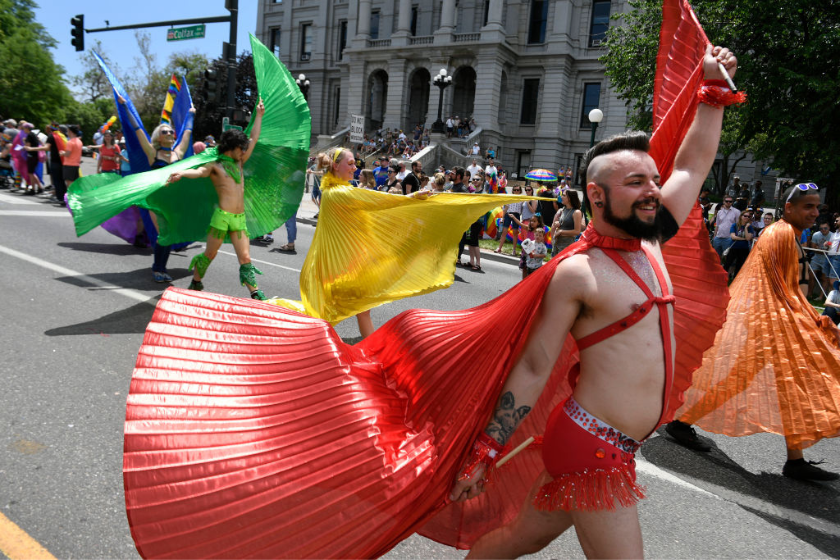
left=588, top=108, right=604, bottom=148
left=431, top=69, right=453, bottom=133
left=296, top=73, right=311, bottom=101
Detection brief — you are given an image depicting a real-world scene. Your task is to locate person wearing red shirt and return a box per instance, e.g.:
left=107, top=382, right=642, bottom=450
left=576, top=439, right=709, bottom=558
left=61, top=125, right=83, bottom=195
left=96, top=130, right=121, bottom=174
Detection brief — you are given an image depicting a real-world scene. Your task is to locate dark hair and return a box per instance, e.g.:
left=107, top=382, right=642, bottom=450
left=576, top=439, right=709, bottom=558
left=783, top=183, right=819, bottom=205
left=453, top=166, right=466, bottom=181
left=68, top=125, right=81, bottom=136
left=581, top=131, right=650, bottom=214
left=218, top=129, right=249, bottom=154
left=565, top=189, right=582, bottom=211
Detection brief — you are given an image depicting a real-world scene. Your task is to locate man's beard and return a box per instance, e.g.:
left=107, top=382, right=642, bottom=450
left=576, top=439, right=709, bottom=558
left=602, top=194, right=665, bottom=243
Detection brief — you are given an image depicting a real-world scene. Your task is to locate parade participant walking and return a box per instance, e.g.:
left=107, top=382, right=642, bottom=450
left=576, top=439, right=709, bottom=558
left=667, top=182, right=840, bottom=481
left=166, top=100, right=266, bottom=300
left=119, top=25, right=736, bottom=558
left=450, top=44, right=737, bottom=559
left=119, top=94, right=195, bottom=282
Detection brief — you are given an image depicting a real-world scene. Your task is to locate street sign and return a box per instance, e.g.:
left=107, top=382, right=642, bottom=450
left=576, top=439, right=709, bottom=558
left=222, top=118, right=242, bottom=133
left=349, top=114, right=365, bottom=144
left=167, top=24, right=206, bottom=42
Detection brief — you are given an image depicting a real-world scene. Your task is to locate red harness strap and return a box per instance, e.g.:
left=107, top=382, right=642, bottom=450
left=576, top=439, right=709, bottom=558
left=573, top=247, right=676, bottom=436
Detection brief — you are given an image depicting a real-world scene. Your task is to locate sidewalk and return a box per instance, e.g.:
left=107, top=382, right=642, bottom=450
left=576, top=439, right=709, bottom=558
left=294, top=195, right=520, bottom=267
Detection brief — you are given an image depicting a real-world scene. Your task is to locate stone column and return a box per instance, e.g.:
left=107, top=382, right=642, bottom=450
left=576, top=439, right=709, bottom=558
left=531, top=60, right=574, bottom=172
left=483, top=0, right=504, bottom=31
left=383, top=59, right=408, bottom=131
left=434, top=0, right=456, bottom=44
left=356, top=0, right=371, bottom=40
left=392, top=0, right=412, bottom=45
left=473, top=53, right=504, bottom=132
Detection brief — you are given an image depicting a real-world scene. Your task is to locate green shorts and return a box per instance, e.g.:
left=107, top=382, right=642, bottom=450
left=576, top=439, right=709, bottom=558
left=208, top=206, right=249, bottom=241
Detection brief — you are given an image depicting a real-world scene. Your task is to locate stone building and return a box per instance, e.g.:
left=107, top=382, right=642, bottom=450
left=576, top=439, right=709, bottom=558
left=256, top=0, right=632, bottom=177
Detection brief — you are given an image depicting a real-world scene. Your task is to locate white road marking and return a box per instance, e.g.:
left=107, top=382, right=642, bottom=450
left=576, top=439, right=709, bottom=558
left=0, top=192, right=42, bottom=205
left=637, top=450, right=840, bottom=538
left=0, top=244, right=157, bottom=305
left=0, top=210, right=70, bottom=217
left=216, top=248, right=302, bottom=273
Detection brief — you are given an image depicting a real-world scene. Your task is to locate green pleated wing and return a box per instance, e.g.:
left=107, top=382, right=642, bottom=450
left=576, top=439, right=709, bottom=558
left=68, top=34, right=311, bottom=245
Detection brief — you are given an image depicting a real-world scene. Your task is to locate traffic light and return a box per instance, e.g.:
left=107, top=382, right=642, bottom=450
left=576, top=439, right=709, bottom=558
left=70, top=15, right=84, bottom=52
left=203, top=68, right=218, bottom=104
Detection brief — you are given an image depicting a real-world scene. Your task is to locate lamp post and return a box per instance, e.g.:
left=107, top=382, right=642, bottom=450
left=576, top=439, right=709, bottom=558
left=431, top=68, right=453, bottom=133
left=588, top=108, right=603, bottom=148
left=296, top=73, right=311, bottom=100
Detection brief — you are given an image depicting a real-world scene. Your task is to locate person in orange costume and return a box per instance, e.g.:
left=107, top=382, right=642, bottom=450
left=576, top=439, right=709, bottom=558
left=667, top=183, right=840, bottom=481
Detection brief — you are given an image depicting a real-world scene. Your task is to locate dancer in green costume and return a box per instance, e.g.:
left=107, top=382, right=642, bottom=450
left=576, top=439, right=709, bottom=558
left=67, top=35, right=311, bottom=273
left=166, top=99, right=268, bottom=300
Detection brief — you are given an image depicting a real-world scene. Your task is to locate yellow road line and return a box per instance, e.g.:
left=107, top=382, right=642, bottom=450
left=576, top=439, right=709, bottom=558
left=0, top=512, right=56, bottom=560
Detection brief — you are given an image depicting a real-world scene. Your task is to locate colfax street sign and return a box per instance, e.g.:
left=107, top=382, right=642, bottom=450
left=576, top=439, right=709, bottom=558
left=166, top=24, right=206, bottom=42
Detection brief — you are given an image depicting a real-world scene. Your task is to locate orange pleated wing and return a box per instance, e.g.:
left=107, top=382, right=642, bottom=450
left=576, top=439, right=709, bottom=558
left=678, top=221, right=840, bottom=449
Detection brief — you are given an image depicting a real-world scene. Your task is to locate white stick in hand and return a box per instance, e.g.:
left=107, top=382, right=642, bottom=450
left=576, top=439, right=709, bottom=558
left=495, top=436, right=536, bottom=468
left=717, top=62, right=738, bottom=92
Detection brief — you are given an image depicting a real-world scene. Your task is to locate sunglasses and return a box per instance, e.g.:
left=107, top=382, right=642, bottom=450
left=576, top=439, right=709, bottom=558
left=724, top=200, right=733, bottom=203
left=160, top=129, right=175, bottom=136
left=785, top=182, right=819, bottom=203
left=512, top=189, right=522, bottom=192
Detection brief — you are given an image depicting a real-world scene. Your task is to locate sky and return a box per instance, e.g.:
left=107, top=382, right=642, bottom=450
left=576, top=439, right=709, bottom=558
left=35, top=0, right=259, bottom=96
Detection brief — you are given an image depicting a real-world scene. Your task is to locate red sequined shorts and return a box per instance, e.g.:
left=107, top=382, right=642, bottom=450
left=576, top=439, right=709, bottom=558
left=534, top=398, right=646, bottom=512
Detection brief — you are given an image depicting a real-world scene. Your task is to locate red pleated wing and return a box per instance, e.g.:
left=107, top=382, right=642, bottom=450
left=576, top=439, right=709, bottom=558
left=649, top=0, right=729, bottom=421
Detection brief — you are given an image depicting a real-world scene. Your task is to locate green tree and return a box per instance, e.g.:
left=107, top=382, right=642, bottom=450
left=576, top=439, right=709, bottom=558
left=0, top=0, right=72, bottom=126
left=72, top=41, right=119, bottom=103
left=602, top=0, right=840, bottom=203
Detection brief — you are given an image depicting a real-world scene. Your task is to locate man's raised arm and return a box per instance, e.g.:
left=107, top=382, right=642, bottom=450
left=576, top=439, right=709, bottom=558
left=661, top=45, right=738, bottom=226
left=242, top=98, right=265, bottom=164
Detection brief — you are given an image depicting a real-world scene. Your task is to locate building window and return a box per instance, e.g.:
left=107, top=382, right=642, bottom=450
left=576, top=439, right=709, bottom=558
left=338, top=21, right=347, bottom=60
left=270, top=27, right=281, bottom=57
left=527, top=0, right=549, bottom=44
left=371, top=11, right=380, bottom=39
left=483, top=0, right=490, bottom=26
left=520, top=78, right=540, bottom=125
left=580, top=83, right=602, bottom=128
left=300, top=23, right=312, bottom=61
left=589, top=1, right=611, bottom=46
left=410, top=6, right=418, bottom=36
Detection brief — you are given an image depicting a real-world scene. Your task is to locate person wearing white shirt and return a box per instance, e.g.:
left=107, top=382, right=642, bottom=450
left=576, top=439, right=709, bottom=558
left=471, top=142, right=481, bottom=155
left=466, top=159, right=482, bottom=181
left=395, top=160, right=409, bottom=182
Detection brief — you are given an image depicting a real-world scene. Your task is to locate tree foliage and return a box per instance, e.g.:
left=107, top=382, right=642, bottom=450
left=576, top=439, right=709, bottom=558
left=0, top=0, right=72, bottom=127
left=603, top=0, right=840, bottom=200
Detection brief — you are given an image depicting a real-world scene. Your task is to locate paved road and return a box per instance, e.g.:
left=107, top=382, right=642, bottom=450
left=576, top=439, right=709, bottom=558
left=0, top=163, right=838, bottom=559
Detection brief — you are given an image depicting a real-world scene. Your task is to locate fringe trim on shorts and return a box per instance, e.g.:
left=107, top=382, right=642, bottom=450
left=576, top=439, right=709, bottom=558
left=533, top=464, right=646, bottom=512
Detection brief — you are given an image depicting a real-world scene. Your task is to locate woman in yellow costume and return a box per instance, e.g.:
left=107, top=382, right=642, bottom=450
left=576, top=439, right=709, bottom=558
left=667, top=183, right=840, bottom=481
left=271, top=146, right=538, bottom=337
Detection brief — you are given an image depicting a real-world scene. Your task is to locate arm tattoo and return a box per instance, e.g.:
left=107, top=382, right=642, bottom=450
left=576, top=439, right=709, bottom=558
left=484, top=391, right=531, bottom=446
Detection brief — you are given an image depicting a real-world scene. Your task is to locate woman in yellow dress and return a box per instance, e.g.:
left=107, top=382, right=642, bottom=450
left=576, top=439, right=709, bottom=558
left=272, top=146, right=536, bottom=338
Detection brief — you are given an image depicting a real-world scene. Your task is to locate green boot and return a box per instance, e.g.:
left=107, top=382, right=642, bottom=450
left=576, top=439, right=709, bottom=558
left=189, top=253, right=212, bottom=279
left=239, top=262, right=263, bottom=287
left=250, top=289, right=267, bottom=301
left=188, top=279, right=204, bottom=291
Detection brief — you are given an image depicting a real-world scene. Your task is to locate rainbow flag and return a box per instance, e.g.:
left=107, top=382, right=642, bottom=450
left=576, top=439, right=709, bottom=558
left=505, top=225, right=553, bottom=252
left=160, top=74, right=182, bottom=125
left=487, top=170, right=499, bottom=193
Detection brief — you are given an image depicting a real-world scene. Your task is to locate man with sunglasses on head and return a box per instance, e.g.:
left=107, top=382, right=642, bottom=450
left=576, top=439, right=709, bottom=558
left=711, top=195, right=740, bottom=261
left=668, top=181, right=840, bottom=481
